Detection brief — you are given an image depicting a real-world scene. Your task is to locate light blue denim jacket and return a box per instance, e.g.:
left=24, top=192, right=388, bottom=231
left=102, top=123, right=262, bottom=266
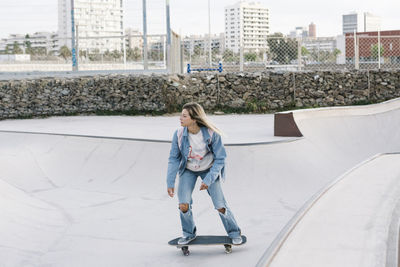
left=166, top=126, right=226, bottom=188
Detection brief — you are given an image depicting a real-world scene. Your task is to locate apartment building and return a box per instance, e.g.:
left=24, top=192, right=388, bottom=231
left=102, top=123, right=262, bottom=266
left=183, top=33, right=225, bottom=54
left=289, top=26, right=308, bottom=38
left=224, top=1, right=269, bottom=53
left=302, top=37, right=337, bottom=52
left=58, top=0, right=124, bottom=52
left=0, top=32, right=59, bottom=55
left=125, top=28, right=143, bottom=50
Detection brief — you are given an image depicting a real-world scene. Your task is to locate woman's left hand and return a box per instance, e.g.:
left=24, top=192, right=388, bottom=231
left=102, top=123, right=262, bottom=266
left=200, top=183, right=208, bottom=191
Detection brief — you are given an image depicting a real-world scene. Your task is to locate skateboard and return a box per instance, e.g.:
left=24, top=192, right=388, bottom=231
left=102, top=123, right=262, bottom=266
left=168, top=235, right=247, bottom=256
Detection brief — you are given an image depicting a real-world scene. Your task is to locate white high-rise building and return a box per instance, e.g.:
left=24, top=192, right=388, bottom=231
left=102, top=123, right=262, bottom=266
left=364, top=12, right=381, bottom=32
left=58, top=0, right=124, bottom=52
left=224, top=1, right=269, bottom=53
left=342, top=12, right=381, bottom=34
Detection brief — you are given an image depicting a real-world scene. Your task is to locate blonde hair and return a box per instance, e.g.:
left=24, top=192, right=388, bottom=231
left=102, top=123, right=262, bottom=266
left=182, top=102, right=224, bottom=136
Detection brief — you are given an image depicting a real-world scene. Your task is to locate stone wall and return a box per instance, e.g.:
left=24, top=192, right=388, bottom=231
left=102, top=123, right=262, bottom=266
left=0, top=70, right=400, bottom=119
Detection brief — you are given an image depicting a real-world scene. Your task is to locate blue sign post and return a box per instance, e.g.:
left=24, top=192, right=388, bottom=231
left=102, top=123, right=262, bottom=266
left=71, top=0, right=78, bottom=71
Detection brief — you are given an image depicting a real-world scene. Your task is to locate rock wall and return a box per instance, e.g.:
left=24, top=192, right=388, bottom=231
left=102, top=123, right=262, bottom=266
left=0, top=71, right=399, bottom=119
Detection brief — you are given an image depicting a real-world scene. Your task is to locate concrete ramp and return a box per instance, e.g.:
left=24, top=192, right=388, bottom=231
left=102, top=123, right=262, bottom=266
left=259, top=98, right=400, bottom=266
left=267, top=153, right=400, bottom=267
left=0, top=98, right=399, bottom=266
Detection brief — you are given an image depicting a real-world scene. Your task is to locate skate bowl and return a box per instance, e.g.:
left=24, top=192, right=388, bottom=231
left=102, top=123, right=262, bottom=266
left=0, top=98, right=399, bottom=266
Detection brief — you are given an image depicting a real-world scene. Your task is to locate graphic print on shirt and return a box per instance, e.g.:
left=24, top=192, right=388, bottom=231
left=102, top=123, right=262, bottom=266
left=188, top=145, right=204, bottom=169
left=186, top=130, right=214, bottom=172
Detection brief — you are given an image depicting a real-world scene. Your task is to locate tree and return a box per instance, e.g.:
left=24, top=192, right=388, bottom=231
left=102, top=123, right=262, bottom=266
left=111, top=49, right=121, bottom=61
left=59, top=45, right=72, bottom=60
left=301, top=46, right=309, bottom=56
left=222, top=49, right=238, bottom=63
left=212, top=47, right=220, bottom=56
left=79, top=50, right=87, bottom=59
left=127, top=47, right=141, bottom=61
left=24, top=34, right=33, bottom=55
left=149, top=49, right=163, bottom=61
left=333, top=48, right=341, bottom=57
left=212, top=47, right=220, bottom=62
left=193, top=44, right=202, bottom=57
left=104, top=49, right=111, bottom=61
left=32, top=47, right=47, bottom=56
left=244, top=52, right=257, bottom=61
left=12, top=42, right=23, bottom=54
left=267, top=33, right=298, bottom=64
left=88, top=48, right=101, bottom=61
left=371, top=44, right=384, bottom=59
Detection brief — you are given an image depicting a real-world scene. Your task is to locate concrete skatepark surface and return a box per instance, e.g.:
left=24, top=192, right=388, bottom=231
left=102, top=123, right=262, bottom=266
left=0, top=98, right=399, bottom=267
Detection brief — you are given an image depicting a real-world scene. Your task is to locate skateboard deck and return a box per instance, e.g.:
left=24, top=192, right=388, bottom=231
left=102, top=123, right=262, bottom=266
left=168, top=235, right=247, bottom=256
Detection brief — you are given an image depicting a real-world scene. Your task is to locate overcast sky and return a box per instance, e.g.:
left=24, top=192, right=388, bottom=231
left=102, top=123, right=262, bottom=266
left=1, top=0, right=399, bottom=39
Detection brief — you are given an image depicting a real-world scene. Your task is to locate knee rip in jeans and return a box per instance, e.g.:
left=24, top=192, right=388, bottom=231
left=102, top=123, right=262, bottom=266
left=179, top=203, right=189, bottom=213
left=217, top=207, right=226, bottom=215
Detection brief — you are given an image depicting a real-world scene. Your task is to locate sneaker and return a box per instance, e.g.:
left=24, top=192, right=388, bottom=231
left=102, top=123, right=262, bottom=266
left=177, top=235, right=196, bottom=245
left=231, top=236, right=243, bottom=245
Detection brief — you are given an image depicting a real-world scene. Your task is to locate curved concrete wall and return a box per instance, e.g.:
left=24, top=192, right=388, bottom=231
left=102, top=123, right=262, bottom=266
left=262, top=98, right=400, bottom=266
left=268, top=153, right=400, bottom=267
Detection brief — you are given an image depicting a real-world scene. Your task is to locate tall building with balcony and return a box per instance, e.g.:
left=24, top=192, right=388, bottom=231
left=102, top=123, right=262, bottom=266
left=224, top=1, right=269, bottom=53
left=342, top=12, right=381, bottom=34
left=58, top=0, right=124, bottom=52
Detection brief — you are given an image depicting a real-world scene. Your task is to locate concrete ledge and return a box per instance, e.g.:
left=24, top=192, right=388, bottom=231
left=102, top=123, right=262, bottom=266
left=274, top=97, right=400, bottom=137
left=291, top=97, right=400, bottom=121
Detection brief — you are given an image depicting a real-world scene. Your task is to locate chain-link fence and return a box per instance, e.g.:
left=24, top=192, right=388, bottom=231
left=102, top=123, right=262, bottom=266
left=182, top=32, right=400, bottom=73
left=182, top=36, right=301, bottom=72
left=3, top=32, right=400, bottom=73
left=182, top=35, right=224, bottom=72
left=0, top=34, right=168, bottom=72
left=345, top=34, right=400, bottom=70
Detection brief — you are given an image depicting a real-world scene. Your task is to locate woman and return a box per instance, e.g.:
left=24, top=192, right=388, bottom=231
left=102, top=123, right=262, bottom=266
left=166, top=102, right=242, bottom=245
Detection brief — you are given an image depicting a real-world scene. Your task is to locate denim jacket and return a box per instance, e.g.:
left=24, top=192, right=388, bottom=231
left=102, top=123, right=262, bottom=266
left=166, top=126, right=226, bottom=188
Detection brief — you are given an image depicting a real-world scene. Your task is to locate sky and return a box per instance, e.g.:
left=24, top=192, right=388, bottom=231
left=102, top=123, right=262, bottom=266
left=0, top=0, right=400, bottom=39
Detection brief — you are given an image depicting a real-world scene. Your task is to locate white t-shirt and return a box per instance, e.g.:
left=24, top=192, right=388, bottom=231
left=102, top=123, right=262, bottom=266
left=186, top=130, right=214, bottom=172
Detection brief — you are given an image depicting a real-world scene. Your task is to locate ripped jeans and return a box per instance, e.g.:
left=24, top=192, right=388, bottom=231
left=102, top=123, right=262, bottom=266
left=177, top=169, right=241, bottom=239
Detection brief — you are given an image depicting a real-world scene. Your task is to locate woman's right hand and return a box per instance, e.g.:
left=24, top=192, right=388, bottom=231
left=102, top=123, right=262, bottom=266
left=167, top=188, right=174, bottom=198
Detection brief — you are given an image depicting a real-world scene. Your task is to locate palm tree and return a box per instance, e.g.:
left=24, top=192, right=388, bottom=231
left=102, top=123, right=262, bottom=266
left=59, top=45, right=72, bottom=61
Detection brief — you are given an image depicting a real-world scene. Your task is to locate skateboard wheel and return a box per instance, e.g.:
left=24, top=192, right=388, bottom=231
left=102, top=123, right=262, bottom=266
left=224, top=244, right=232, bottom=254
left=181, top=246, right=190, bottom=256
